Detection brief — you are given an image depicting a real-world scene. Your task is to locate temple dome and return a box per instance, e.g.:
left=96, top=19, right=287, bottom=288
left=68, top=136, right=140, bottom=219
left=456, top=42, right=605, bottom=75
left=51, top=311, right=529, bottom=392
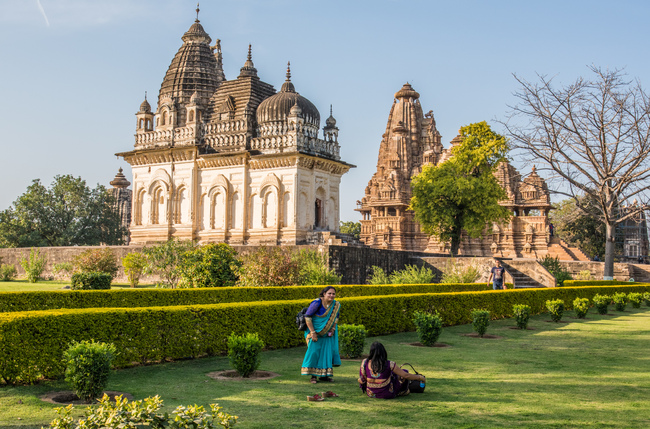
left=139, top=98, right=151, bottom=113
left=256, top=63, right=320, bottom=127
left=395, top=83, right=420, bottom=100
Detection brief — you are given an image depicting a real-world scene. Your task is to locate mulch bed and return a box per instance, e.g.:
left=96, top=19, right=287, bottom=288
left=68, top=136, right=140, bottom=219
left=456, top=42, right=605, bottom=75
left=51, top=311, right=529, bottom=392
left=460, top=333, right=502, bottom=339
left=41, top=390, right=133, bottom=405
left=404, top=342, right=451, bottom=348
left=207, top=370, right=280, bottom=381
left=508, top=326, right=536, bottom=330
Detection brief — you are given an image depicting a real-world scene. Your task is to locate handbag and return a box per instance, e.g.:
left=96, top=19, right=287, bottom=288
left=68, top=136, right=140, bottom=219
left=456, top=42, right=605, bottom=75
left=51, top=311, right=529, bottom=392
left=400, top=363, right=426, bottom=393
left=295, top=307, right=309, bottom=331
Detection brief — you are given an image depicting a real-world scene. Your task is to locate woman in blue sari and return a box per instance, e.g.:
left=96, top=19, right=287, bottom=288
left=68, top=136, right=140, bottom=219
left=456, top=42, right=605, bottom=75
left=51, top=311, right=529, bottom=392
left=301, top=286, right=341, bottom=384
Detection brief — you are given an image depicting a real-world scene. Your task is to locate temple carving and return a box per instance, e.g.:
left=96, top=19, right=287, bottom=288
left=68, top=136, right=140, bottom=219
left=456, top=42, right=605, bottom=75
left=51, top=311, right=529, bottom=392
left=117, top=10, right=353, bottom=245
left=357, top=83, right=588, bottom=260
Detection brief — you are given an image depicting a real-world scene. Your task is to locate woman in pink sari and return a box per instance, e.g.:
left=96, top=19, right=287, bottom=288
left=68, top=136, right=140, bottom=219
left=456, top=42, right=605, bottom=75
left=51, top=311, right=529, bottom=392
left=358, top=342, right=425, bottom=399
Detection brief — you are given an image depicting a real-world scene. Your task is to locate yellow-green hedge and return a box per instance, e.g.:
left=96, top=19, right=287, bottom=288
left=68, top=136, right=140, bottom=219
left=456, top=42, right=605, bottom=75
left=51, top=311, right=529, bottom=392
left=1, top=284, right=647, bottom=384
left=0, top=283, right=495, bottom=313
left=563, top=280, right=644, bottom=287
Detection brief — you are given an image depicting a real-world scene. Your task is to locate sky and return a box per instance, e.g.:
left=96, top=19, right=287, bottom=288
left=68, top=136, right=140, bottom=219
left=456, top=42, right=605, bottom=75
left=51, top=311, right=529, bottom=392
left=1, top=0, right=650, bottom=222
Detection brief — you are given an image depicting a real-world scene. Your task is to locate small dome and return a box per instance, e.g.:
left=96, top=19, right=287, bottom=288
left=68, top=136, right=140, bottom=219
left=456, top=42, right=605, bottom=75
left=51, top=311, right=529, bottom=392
left=182, top=21, right=211, bottom=44
left=290, top=101, right=302, bottom=115
left=256, top=62, right=320, bottom=127
left=238, top=45, right=258, bottom=78
left=139, top=97, right=151, bottom=113
left=395, top=82, right=420, bottom=100
left=325, top=105, right=337, bottom=128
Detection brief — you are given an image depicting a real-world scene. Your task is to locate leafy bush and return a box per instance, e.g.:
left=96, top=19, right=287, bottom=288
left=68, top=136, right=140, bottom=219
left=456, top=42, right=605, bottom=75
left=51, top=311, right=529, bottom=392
left=45, top=394, right=238, bottom=429
left=52, top=262, right=74, bottom=280
left=20, top=248, right=46, bottom=283
left=227, top=332, right=264, bottom=377
left=121, top=252, right=147, bottom=288
left=237, top=247, right=300, bottom=287
left=546, top=299, right=565, bottom=322
left=593, top=294, right=611, bottom=314
left=72, top=248, right=118, bottom=279
left=576, top=270, right=593, bottom=281
left=470, top=309, right=490, bottom=337
left=295, top=249, right=341, bottom=285
left=0, top=264, right=17, bottom=281
left=573, top=297, right=590, bottom=319
left=339, top=221, right=361, bottom=239
left=367, top=266, right=391, bottom=285
left=71, top=272, right=112, bottom=290
left=513, top=304, right=531, bottom=329
left=391, top=264, right=437, bottom=284
left=441, top=258, right=480, bottom=283
left=644, top=292, right=650, bottom=306
left=179, top=243, right=241, bottom=288
left=412, top=311, right=443, bottom=346
left=143, top=239, right=196, bottom=288
left=338, top=324, right=366, bottom=358
left=612, top=292, right=627, bottom=311
left=627, top=292, right=643, bottom=308
left=63, top=340, right=116, bottom=403
left=538, top=255, right=573, bottom=286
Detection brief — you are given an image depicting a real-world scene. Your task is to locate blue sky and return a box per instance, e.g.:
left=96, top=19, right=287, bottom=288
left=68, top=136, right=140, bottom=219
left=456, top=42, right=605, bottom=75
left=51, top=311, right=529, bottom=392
left=1, top=0, right=649, bottom=222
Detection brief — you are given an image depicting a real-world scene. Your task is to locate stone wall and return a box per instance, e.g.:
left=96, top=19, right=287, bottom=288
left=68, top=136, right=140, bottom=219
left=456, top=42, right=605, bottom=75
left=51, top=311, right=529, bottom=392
left=420, top=256, right=515, bottom=285
left=559, top=261, right=632, bottom=281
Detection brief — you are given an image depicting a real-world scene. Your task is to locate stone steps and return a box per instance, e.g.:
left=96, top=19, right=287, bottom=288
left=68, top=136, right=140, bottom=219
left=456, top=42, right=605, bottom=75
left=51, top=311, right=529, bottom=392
left=547, top=237, right=590, bottom=261
left=500, top=261, right=546, bottom=288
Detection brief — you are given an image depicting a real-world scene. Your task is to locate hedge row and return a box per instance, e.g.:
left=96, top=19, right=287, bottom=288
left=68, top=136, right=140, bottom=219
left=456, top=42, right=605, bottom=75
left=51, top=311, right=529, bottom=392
left=1, top=284, right=647, bottom=384
left=563, top=280, right=644, bottom=287
left=0, top=282, right=496, bottom=313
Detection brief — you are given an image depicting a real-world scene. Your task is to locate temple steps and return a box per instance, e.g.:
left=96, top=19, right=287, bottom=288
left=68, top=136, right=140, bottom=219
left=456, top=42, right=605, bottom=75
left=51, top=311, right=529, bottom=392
left=630, top=264, right=650, bottom=282
left=547, top=237, right=590, bottom=261
left=500, top=260, right=547, bottom=288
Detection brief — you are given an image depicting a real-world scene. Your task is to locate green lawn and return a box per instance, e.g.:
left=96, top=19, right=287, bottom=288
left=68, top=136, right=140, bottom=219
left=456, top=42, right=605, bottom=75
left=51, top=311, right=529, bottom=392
left=1, top=308, right=649, bottom=428
left=0, top=280, right=154, bottom=292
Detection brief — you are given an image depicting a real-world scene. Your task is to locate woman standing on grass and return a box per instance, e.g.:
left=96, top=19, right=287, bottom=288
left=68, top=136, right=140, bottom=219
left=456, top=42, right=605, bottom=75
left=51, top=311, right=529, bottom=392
left=359, top=342, right=426, bottom=399
left=301, top=286, right=341, bottom=383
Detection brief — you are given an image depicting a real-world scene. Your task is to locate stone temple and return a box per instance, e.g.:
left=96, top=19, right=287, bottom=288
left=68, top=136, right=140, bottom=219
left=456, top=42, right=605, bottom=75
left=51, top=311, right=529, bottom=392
left=117, top=11, right=353, bottom=245
left=357, top=83, right=588, bottom=260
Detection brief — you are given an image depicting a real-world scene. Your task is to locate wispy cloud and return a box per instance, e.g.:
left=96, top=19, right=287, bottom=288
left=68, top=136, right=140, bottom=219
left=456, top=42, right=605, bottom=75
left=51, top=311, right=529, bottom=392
left=36, top=0, right=50, bottom=27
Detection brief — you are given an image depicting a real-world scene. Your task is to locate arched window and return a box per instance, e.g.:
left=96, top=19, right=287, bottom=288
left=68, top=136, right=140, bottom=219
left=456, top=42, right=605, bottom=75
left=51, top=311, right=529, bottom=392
left=188, top=110, right=195, bottom=122
left=139, top=118, right=144, bottom=129
left=162, top=111, right=167, bottom=126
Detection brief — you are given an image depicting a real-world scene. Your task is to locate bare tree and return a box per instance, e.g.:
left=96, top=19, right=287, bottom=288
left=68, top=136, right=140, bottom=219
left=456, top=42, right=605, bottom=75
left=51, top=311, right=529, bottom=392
left=503, top=66, right=650, bottom=279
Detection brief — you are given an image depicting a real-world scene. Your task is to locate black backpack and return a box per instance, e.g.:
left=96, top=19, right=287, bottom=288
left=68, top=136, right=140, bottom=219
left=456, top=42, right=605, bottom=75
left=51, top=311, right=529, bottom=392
left=296, top=307, right=309, bottom=331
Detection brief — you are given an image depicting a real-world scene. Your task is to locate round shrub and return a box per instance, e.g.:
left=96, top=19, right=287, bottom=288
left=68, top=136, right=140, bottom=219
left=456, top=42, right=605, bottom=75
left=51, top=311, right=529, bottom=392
left=227, top=332, right=264, bottom=377
left=338, top=324, right=367, bottom=358
left=573, top=297, right=590, bottom=319
left=470, top=309, right=490, bottom=337
left=512, top=304, right=531, bottom=329
left=593, top=294, right=611, bottom=314
left=644, top=292, right=650, bottom=307
left=71, top=272, right=112, bottom=290
left=72, top=248, right=118, bottom=279
left=64, top=340, right=116, bottom=403
left=612, top=292, right=627, bottom=311
left=627, top=292, right=643, bottom=308
left=178, top=243, right=241, bottom=288
left=546, top=299, right=565, bottom=322
left=412, top=311, right=443, bottom=346
left=0, top=264, right=17, bottom=281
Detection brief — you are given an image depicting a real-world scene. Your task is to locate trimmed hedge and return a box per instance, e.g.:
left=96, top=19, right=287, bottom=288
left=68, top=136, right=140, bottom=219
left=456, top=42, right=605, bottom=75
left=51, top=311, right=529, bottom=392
left=70, top=272, right=112, bottom=290
left=563, top=280, right=643, bottom=287
left=0, top=282, right=495, bottom=313
left=1, top=284, right=648, bottom=384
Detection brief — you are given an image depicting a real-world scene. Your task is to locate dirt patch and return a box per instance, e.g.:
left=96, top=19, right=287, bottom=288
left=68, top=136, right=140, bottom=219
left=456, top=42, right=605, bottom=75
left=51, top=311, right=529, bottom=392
left=461, top=333, right=502, bottom=339
left=207, top=370, right=280, bottom=381
left=508, top=326, right=536, bottom=330
left=340, top=354, right=369, bottom=361
left=404, top=342, right=451, bottom=348
left=41, top=390, right=133, bottom=405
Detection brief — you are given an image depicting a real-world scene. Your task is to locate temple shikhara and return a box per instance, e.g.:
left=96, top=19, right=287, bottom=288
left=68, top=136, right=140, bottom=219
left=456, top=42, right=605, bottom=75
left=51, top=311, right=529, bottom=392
left=356, top=83, right=588, bottom=260
left=117, top=10, right=353, bottom=245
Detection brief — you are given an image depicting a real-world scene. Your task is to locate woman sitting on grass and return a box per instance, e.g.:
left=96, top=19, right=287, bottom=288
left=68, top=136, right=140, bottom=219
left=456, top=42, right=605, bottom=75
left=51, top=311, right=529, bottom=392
left=358, top=342, right=425, bottom=399
left=301, top=286, right=341, bottom=383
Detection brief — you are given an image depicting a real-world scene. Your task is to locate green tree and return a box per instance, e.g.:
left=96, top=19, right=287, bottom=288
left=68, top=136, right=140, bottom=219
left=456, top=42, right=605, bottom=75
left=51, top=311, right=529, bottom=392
left=178, top=243, right=242, bottom=288
left=142, top=239, right=195, bottom=288
left=0, top=175, right=126, bottom=247
left=550, top=196, right=606, bottom=259
left=339, top=221, right=361, bottom=239
left=410, top=121, right=512, bottom=255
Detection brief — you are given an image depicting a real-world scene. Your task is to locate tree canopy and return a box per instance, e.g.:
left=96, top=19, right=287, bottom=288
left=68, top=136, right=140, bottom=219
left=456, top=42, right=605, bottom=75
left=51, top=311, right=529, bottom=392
left=410, top=121, right=512, bottom=255
left=504, top=66, right=650, bottom=278
left=549, top=196, right=606, bottom=260
left=0, top=175, right=126, bottom=247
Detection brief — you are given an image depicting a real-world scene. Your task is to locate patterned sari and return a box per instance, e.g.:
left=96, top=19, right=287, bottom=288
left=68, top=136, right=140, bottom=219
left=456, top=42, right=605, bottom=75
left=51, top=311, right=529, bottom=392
left=358, top=359, right=410, bottom=399
left=300, top=299, right=341, bottom=377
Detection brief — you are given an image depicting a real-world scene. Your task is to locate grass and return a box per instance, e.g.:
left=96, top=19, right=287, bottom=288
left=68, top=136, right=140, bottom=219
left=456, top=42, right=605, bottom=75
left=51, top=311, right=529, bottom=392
left=1, top=307, right=649, bottom=428
left=0, top=280, right=155, bottom=292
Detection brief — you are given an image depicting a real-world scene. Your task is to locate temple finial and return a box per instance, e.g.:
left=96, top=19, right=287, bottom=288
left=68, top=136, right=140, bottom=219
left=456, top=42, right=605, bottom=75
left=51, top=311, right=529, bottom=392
left=286, top=61, right=291, bottom=81
left=144, top=91, right=147, bottom=101
left=196, top=2, right=200, bottom=22
left=330, top=104, right=333, bottom=116
left=248, top=44, right=252, bottom=61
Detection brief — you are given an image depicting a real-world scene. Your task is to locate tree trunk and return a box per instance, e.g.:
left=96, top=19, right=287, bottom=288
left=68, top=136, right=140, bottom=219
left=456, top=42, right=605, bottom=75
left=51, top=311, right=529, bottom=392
left=603, top=222, right=616, bottom=280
